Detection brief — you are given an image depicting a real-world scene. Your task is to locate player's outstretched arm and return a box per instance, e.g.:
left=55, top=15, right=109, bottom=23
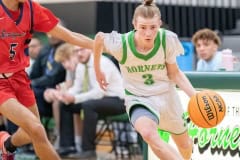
left=48, top=23, right=94, bottom=50
left=93, top=32, right=108, bottom=90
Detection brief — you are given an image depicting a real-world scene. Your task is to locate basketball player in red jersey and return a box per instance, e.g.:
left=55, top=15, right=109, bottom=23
left=0, top=0, right=93, bottom=159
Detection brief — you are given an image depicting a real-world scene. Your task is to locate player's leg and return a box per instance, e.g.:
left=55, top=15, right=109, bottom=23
left=131, top=106, right=183, bottom=160
left=6, top=102, right=41, bottom=146
left=0, top=98, right=60, bottom=160
left=166, top=87, right=193, bottom=160
left=171, top=132, right=193, bottom=160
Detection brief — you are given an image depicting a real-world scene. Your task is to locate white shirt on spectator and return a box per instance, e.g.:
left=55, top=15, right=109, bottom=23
left=67, top=55, right=124, bottom=104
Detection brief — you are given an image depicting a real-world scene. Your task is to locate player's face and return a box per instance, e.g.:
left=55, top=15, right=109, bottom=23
left=133, top=15, right=161, bottom=45
left=195, top=39, right=218, bottom=61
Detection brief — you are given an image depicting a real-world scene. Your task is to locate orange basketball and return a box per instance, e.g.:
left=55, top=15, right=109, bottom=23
left=188, top=90, right=226, bottom=128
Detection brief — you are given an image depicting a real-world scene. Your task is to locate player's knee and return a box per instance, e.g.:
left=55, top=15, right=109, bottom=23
left=179, top=147, right=193, bottom=160
left=28, top=122, right=46, bottom=140
left=178, top=139, right=193, bottom=160
left=138, top=128, right=153, bottom=142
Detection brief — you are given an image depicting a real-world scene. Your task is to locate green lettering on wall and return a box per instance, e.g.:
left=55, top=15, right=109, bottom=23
left=229, top=127, right=240, bottom=150
left=157, top=112, right=240, bottom=153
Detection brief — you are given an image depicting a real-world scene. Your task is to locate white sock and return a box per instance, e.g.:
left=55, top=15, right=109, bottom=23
left=75, top=136, right=82, bottom=152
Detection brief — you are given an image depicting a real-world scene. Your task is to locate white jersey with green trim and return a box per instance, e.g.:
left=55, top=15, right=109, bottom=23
left=104, top=29, right=184, bottom=96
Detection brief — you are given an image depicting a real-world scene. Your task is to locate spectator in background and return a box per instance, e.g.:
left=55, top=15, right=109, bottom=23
left=192, top=28, right=222, bottom=71
left=29, top=33, right=66, bottom=120
left=54, top=44, right=125, bottom=159
left=25, top=36, right=43, bottom=75
left=44, top=70, right=77, bottom=150
left=43, top=43, right=82, bottom=151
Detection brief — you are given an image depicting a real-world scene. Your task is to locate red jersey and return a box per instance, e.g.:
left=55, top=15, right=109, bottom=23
left=0, top=0, right=59, bottom=73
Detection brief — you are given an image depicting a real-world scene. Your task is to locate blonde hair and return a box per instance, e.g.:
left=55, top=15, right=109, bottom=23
left=133, top=0, right=161, bottom=23
left=192, top=28, right=221, bottom=47
left=54, top=43, right=74, bottom=63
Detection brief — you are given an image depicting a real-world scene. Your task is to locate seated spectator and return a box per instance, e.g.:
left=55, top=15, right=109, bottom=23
left=29, top=34, right=66, bottom=119
left=192, top=28, right=222, bottom=71
left=43, top=44, right=82, bottom=151
left=44, top=71, right=75, bottom=133
left=25, top=35, right=43, bottom=75
left=54, top=44, right=126, bottom=159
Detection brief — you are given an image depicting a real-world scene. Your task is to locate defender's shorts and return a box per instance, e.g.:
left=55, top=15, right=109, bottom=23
left=0, top=70, right=36, bottom=107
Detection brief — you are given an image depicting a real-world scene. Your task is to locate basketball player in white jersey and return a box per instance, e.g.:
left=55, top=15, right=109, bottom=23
left=93, top=0, right=196, bottom=159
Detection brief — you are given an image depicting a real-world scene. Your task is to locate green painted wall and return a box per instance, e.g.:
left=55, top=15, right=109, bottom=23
left=185, top=72, right=240, bottom=90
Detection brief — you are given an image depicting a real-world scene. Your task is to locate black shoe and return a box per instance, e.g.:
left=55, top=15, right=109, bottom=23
left=57, top=146, right=76, bottom=157
left=67, top=150, right=97, bottom=159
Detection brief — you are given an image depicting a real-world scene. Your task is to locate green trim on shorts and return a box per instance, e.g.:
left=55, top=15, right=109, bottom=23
left=160, top=128, right=188, bottom=135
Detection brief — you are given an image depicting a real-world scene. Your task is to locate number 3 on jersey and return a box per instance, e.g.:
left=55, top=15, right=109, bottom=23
left=9, top=43, right=18, bottom=60
left=142, top=74, right=154, bottom=85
